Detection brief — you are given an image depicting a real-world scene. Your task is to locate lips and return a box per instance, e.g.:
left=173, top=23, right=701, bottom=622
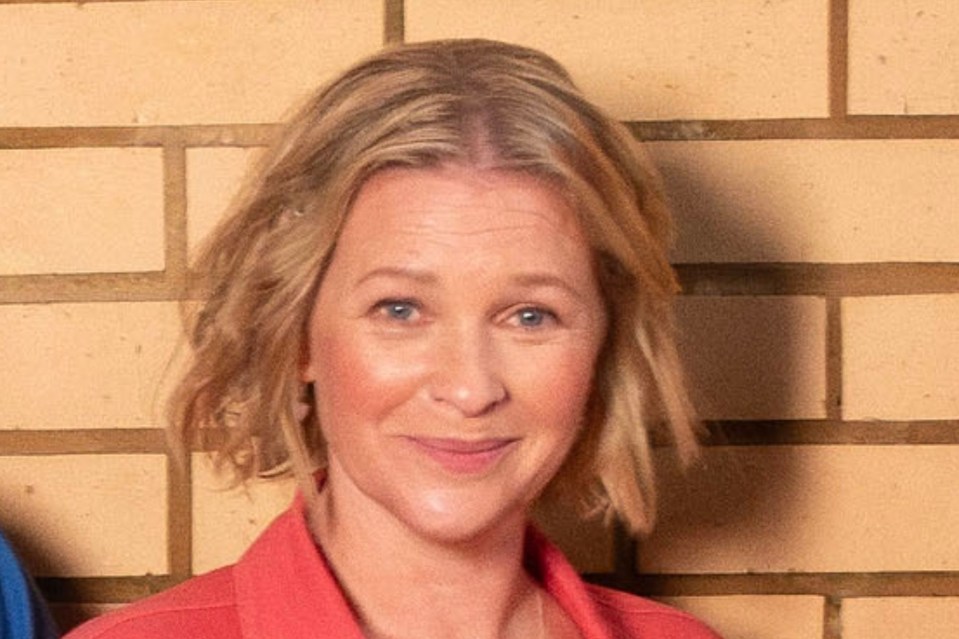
left=405, top=437, right=517, bottom=474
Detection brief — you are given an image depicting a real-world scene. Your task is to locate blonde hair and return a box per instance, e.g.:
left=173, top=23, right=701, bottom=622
left=169, top=39, right=698, bottom=534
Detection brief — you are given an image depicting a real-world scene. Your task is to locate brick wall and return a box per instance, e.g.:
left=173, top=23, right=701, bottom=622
left=1, top=2, right=956, bottom=637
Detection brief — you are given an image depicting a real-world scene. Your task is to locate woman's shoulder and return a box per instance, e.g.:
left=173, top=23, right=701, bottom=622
left=584, top=583, right=723, bottom=639
left=64, top=567, right=242, bottom=639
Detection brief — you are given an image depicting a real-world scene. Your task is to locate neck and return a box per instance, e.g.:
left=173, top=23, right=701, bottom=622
left=310, top=468, right=543, bottom=639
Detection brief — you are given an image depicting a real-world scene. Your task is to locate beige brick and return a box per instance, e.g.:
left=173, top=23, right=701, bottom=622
left=0, top=302, right=181, bottom=430
left=849, top=0, right=959, bottom=115
left=640, top=446, right=959, bottom=573
left=0, top=1, right=382, bottom=127
left=676, top=296, right=827, bottom=420
left=844, top=295, right=959, bottom=420
left=0, top=455, right=167, bottom=577
left=660, top=596, right=823, bottom=639
left=844, top=597, right=959, bottom=639
left=407, top=0, right=828, bottom=120
left=649, top=140, right=959, bottom=263
left=186, top=148, right=262, bottom=254
left=191, top=454, right=295, bottom=574
left=0, top=149, right=164, bottom=275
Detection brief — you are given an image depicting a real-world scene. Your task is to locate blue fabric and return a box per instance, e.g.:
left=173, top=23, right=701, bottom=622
left=0, top=531, right=59, bottom=639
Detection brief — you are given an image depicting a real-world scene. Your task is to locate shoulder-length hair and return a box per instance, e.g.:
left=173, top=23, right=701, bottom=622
left=169, top=38, right=699, bottom=534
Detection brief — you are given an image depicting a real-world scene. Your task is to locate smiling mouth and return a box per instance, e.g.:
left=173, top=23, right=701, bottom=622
left=405, top=437, right=517, bottom=474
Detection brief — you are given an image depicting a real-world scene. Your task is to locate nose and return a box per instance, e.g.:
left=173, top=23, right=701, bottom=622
left=428, top=324, right=507, bottom=417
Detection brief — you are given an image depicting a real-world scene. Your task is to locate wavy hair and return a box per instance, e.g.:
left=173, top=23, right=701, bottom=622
left=168, top=38, right=699, bottom=534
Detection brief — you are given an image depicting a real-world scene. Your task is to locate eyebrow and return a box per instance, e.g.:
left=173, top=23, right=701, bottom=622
left=355, top=266, right=439, bottom=287
left=508, top=272, right=588, bottom=300
left=357, top=267, right=587, bottom=300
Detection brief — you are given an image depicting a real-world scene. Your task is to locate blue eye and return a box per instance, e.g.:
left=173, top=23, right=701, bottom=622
left=516, top=307, right=552, bottom=328
left=377, top=300, right=418, bottom=321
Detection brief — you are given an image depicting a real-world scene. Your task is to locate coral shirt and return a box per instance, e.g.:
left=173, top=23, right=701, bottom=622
left=66, top=495, right=720, bottom=639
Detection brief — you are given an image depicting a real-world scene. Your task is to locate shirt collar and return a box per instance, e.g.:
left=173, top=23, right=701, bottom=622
left=233, top=491, right=366, bottom=639
left=233, top=490, right=613, bottom=639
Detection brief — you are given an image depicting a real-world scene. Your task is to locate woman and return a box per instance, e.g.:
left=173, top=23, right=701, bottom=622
left=67, top=39, right=720, bottom=639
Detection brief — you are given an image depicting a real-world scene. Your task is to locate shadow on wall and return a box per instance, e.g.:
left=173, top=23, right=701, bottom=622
left=0, top=508, right=63, bottom=580
left=639, top=141, right=818, bottom=574
left=0, top=477, right=120, bottom=631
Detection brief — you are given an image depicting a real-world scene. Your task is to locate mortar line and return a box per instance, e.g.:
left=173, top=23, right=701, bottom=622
left=166, top=447, right=194, bottom=579
left=823, top=597, right=843, bottom=639
left=828, top=0, right=850, bottom=119
left=162, top=142, right=189, bottom=288
left=384, top=0, right=405, bottom=45
left=613, top=521, right=639, bottom=588
left=825, top=297, right=844, bottom=421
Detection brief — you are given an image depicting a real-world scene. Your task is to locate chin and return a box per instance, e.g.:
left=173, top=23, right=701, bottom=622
left=398, top=491, right=531, bottom=547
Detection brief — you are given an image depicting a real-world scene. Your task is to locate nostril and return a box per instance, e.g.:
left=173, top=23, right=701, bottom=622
left=432, top=383, right=507, bottom=417
left=429, top=369, right=508, bottom=417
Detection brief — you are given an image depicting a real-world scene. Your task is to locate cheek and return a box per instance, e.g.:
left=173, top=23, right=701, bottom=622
left=556, top=365, right=598, bottom=428
left=517, top=345, right=601, bottom=432
left=310, top=331, right=427, bottom=432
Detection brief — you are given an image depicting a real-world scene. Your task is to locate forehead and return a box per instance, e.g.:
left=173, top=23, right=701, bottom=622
left=317, top=164, right=601, bottom=290
left=340, top=164, right=587, bottom=248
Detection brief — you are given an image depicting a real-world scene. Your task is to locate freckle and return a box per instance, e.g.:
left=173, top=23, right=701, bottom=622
left=25, top=485, right=35, bottom=495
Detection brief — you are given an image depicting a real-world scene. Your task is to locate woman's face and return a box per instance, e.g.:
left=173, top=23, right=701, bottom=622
left=302, top=164, right=607, bottom=544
